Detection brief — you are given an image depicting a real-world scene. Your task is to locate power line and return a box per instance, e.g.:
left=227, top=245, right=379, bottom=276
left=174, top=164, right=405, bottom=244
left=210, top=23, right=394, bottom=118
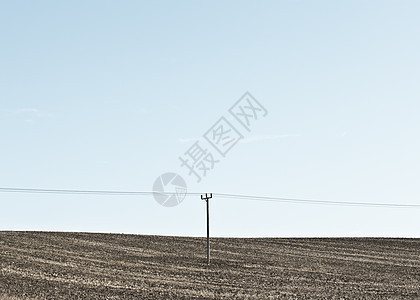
left=215, top=193, right=420, bottom=208
left=0, top=187, right=419, bottom=208
left=0, top=187, right=160, bottom=196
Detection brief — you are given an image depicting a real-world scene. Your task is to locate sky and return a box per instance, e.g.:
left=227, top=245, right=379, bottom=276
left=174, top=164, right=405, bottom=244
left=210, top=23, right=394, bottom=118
left=0, top=1, right=419, bottom=237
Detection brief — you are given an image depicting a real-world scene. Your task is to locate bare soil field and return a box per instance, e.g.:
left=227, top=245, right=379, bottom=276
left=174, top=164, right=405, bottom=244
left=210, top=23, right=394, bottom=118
left=0, top=232, right=419, bottom=299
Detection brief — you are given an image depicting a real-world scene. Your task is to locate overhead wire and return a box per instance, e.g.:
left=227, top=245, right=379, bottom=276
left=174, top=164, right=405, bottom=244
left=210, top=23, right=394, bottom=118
left=0, top=187, right=419, bottom=208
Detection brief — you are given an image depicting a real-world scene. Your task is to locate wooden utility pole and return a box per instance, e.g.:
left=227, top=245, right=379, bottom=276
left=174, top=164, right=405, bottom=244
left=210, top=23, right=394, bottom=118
left=201, top=193, right=212, bottom=264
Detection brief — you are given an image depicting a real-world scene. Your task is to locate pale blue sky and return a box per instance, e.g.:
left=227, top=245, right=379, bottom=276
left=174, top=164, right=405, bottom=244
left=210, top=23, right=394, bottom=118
left=1, top=1, right=419, bottom=237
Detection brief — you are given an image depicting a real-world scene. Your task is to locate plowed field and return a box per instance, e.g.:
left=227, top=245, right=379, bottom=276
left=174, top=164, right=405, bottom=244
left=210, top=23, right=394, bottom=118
left=0, top=232, right=419, bottom=299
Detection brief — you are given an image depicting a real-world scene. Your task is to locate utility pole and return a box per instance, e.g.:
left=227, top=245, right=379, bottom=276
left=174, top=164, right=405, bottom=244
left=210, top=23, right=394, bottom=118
left=201, top=193, right=212, bottom=264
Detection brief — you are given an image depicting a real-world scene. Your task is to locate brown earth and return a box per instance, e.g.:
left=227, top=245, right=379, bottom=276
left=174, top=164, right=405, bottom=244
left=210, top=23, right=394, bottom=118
left=0, top=232, right=419, bottom=299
